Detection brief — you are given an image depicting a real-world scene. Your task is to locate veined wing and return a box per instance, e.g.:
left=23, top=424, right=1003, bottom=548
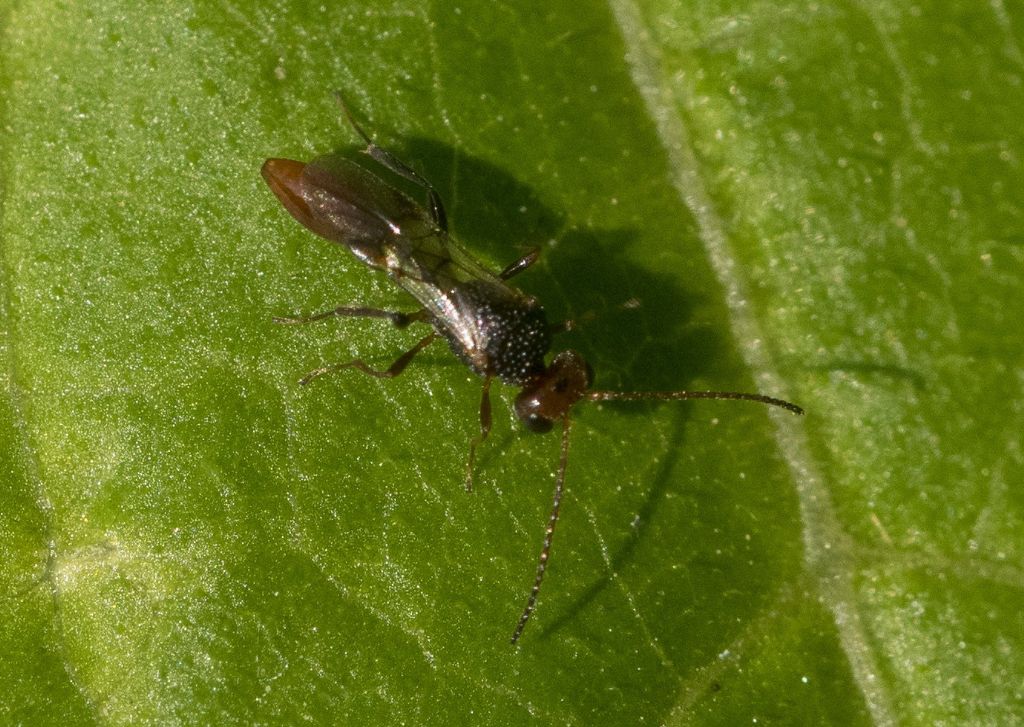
left=264, top=153, right=533, bottom=360
left=386, top=230, right=531, bottom=363
left=262, top=154, right=435, bottom=269
left=367, top=209, right=535, bottom=369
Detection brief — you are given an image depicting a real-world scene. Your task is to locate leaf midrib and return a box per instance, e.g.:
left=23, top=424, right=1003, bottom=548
left=604, top=0, right=894, bottom=723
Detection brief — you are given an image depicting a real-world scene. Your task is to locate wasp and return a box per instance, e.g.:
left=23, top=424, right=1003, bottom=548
left=262, top=95, right=803, bottom=644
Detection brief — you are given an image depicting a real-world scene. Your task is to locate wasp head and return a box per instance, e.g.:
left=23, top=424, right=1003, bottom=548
left=513, top=350, right=594, bottom=433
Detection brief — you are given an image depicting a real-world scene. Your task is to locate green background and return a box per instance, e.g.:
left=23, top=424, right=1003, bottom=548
left=1, top=1, right=1021, bottom=724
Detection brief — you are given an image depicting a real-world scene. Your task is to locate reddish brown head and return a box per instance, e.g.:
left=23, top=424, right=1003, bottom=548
left=513, top=350, right=594, bottom=432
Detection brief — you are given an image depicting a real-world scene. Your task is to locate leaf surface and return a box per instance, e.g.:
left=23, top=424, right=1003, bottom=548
left=0, top=1, right=1020, bottom=724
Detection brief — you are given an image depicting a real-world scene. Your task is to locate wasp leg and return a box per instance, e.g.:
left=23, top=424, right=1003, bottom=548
left=499, top=248, right=541, bottom=280
left=274, top=306, right=428, bottom=329
left=464, top=376, right=493, bottom=493
left=334, top=92, right=448, bottom=232
left=365, top=145, right=447, bottom=233
left=298, top=332, right=437, bottom=385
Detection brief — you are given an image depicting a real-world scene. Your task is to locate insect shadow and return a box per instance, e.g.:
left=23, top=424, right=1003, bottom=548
left=537, top=400, right=692, bottom=642
left=394, top=136, right=726, bottom=393
left=386, top=138, right=737, bottom=562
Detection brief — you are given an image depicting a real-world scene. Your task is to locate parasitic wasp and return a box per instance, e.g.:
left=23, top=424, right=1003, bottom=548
left=262, top=95, right=804, bottom=645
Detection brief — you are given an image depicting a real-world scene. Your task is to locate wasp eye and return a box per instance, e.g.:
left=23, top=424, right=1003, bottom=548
left=514, top=389, right=555, bottom=433
left=522, top=413, right=554, bottom=434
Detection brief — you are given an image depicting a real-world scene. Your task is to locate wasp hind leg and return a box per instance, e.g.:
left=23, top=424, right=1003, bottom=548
left=464, top=376, right=493, bottom=493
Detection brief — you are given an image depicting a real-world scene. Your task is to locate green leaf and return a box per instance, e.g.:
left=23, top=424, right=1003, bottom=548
left=1, top=0, right=1020, bottom=724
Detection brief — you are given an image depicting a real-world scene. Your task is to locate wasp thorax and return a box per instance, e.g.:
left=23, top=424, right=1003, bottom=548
left=513, top=350, right=594, bottom=432
left=442, top=280, right=552, bottom=386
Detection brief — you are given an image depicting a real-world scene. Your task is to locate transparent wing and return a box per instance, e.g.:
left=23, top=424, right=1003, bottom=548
left=264, top=153, right=522, bottom=355
left=301, top=154, right=437, bottom=267
left=388, top=233, right=522, bottom=359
